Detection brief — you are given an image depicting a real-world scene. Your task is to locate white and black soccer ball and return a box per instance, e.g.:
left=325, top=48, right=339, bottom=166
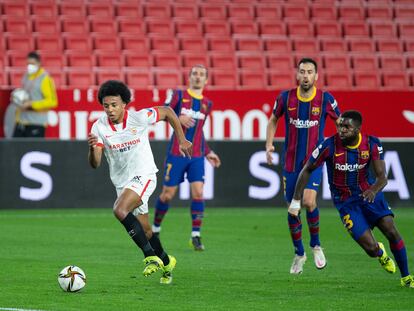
left=58, top=265, right=86, bottom=292
left=11, top=88, right=29, bottom=107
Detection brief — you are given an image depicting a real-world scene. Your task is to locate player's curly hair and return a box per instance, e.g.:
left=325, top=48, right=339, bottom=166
left=97, top=80, right=131, bottom=105
left=341, top=110, right=363, bottom=126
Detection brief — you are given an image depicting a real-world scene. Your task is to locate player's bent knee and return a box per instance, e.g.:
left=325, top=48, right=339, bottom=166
left=113, top=204, right=128, bottom=221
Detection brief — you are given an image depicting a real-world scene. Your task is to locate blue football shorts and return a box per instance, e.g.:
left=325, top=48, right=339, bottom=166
left=337, top=192, right=394, bottom=241
left=283, top=166, right=323, bottom=203
left=162, top=154, right=205, bottom=186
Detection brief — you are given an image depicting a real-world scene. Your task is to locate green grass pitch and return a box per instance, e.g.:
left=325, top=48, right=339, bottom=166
left=0, top=207, right=413, bottom=311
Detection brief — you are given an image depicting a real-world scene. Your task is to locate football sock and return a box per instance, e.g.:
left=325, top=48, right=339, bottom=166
left=121, top=213, right=155, bottom=257
left=306, top=208, right=321, bottom=247
left=148, top=234, right=170, bottom=266
left=191, top=199, right=204, bottom=234
left=288, top=212, right=305, bottom=256
left=376, top=244, right=384, bottom=257
left=390, top=239, right=410, bottom=277
left=153, top=198, right=170, bottom=230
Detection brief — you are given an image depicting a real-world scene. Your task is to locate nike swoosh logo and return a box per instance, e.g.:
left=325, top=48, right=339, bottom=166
left=288, top=107, right=296, bottom=111
left=312, top=182, right=319, bottom=186
left=335, top=152, right=344, bottom=157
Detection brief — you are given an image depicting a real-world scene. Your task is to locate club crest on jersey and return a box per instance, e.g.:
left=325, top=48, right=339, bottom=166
left=202, top=103, right=208, bottom=111
left=360, top=150, right=369, bottom=159
left=312, top=106, right=320, bottom=115
left=130, top=127, right=137, bottom=135
left=146, top=109, right=153, bottom=117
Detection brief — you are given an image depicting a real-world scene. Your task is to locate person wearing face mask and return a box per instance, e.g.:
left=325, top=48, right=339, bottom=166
left=12, top=51, right=58, bottom=138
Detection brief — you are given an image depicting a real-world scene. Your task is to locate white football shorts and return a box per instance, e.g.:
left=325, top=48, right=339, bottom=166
left=116, top=174, right=157, bottom=215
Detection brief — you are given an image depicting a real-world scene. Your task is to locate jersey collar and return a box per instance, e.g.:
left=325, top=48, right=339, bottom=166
left=346, top=133, right=362, bottom=149
left=296, top=86, right=316, bottom=102
left=187, top=88, right=203, bottom=100
left=109, top=110, right=128, bottom=131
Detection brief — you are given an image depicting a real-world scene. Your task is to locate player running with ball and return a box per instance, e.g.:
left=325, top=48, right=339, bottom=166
left=88, top=80, right=192, bottom=284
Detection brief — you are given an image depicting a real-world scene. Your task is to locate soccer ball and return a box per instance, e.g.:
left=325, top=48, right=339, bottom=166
left=58, top=265, right=86, bottom=292
left=11, top=88, right=29, bottom=107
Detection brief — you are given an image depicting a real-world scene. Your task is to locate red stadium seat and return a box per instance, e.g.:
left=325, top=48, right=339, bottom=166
left=283, top=5, right=309, bottom=20
left=7, top=51, right=28, bottom=68
left=32, top=18, right=60, bottom=34
left=181, top=52, right=208, bottom=68
left=199, top=4, right=227, bottom=19
left=405, top=53, right=414, bottom=69
left=150, top=35, right=178, bottom=51
left=5, top=34, right=34, bottom=51
left=3, top=18, right=31, bottom=34
left=2, top=2, right=28, bottom=17
left=268, top=71, right=296, bottom=90
left=370, top=21, right=397, bottom=38
left=153, top=70, right=183, bottom=88
left=239, top=71, right=267, bottom=89
left=237, top=53, right=265, bottom=70
left=46, top=70, right=65, bottom=88
left=122, top=52, right=151, bottom=68
left=172, top=4, right=199, bottom=19
left=63, top=34, right=92, bottom=52
left=323, top=54, right=351, bottom=71
left=59, top=3, right=86, bottom=17
left=65, top=51, right=94, bottom=69
left=310, top=5, right=337, bottom=19
left=95, top=69, right=123, bottom=85
left=143, top=3, right=171, bottom=18
left=292, top=38, right=318, bottom=53
left=175, top=20, right=202, bottom=35
left=0, top=71, right=8, bottom=87
left=7, top=69, right=25, bottom=87
left=124, top=70, right=153, bottom=89
left=228, top=4, right=255, bottom=19
left=382, top=72, right=409, bottom=89
left=91, top=34, right=121, bottom=52
left=347, top=38, right=375, bottom=53
left=61, top=17, right=89, bottom=33
left=397, top=21, right=414, bottom=39
left=342, top=21, right=369, bottom=37
left=353, top=72, right=381, bottom=90
left=366, top=5, right=393, bottom=20
left=30, top=2, right=57, bottom=17
left=324, top=72, right=352, bottom=90
left=234, top=35, right=262, bottom=52
left=66, top=70, right=95, bottom=88
left=207, top=36, right=235, bottom=52
left=258, top=20, right=286, bottom=36
left=395, top=5, right=414, bottom=20
left=38, top=52, right=64, bottom=69
left=266, top=54, right=295, bottom=70
left=380, top=55, right=405, bottom=71
left=211, top=71, right=237, bottom=89
left=255, top=4, right=282, bottom=19
left=404, top=39, right=414, bottom=52
left=146, top=19, right=174, bottom=36
left=338, top=5, right=365, bottom=20
left=95, top=51, right=122, bottom=68
left=319, top=38, right=347, bottom=52
left=89, top=18, right=117, bottom=35
left=314, top=21, right=342, bottom=38
left=287, top=21, right=314, bottom=37
left=179, top=36, right=206, bottom=51
left=120, top=34, right=149, bottom=51
left=87, top=3, right=114, bottom=17
left=35, top=34, right=63, bottom=51
left=209, top=54, right=237, bottom=70
left=352, top=54, right=378, bottom=71
left=115, top=3, right=142, bottom=18
left=262, top=36, right=291, bottom=52
left=203, top=20, right=231, bottom=36
left=117, top=17, right=145, bottom=34
left=153, top=52, right=180, bottom=68
left=231, top=20, right=258, bottom=35
left=376, top=39, right=403, bottom=53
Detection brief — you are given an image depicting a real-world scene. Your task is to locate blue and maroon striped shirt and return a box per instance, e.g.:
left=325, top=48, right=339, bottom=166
left=166, top=88, right=212, bottom=157
left=309, top=133, right=384, bottom=205
left=273, top=87, right=340, bottom=172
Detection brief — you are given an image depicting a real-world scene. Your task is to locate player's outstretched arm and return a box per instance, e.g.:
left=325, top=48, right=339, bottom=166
left=289, top=161, right=315, bottom=216
left=157, top=106, right=192, bottom=158
left=87, top=133, right=103, bottom=168
left=265, top=114, right=279, bottom=165
left=362, top=159, right=388, bottom=203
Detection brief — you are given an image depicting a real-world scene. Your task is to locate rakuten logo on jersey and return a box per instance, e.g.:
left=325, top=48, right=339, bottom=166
left=335, top=162, right=367, bottom=172
left=109, top=139, right=141, bottom=152
left=181, top=107, right=206, bottom=120
left=289, top=118, right=319, bottom=128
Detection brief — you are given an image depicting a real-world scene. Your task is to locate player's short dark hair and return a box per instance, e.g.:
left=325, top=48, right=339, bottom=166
left=27, top=51, right=41, bottom=62
left=298, top=58, right=318, bottom=72
left=190, top=64, right=208, bottom=78
left=341, top=110, right=363, bottom=126
left=97, top=80, right=131, bottom=105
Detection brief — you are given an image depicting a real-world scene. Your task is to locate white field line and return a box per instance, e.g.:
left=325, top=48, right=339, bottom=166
left=0, top=308, right=47, bottom=311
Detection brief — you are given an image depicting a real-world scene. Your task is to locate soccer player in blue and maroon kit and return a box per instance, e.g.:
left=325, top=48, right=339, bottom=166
left=152, top=65, right=221, bottom=251
left=266, top=58, right=340, bottom=274
left=290, top=110, right=413, bottom=288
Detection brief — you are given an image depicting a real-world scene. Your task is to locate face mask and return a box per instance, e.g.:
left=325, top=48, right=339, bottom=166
left=27, top=64, right=39, bottom=75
